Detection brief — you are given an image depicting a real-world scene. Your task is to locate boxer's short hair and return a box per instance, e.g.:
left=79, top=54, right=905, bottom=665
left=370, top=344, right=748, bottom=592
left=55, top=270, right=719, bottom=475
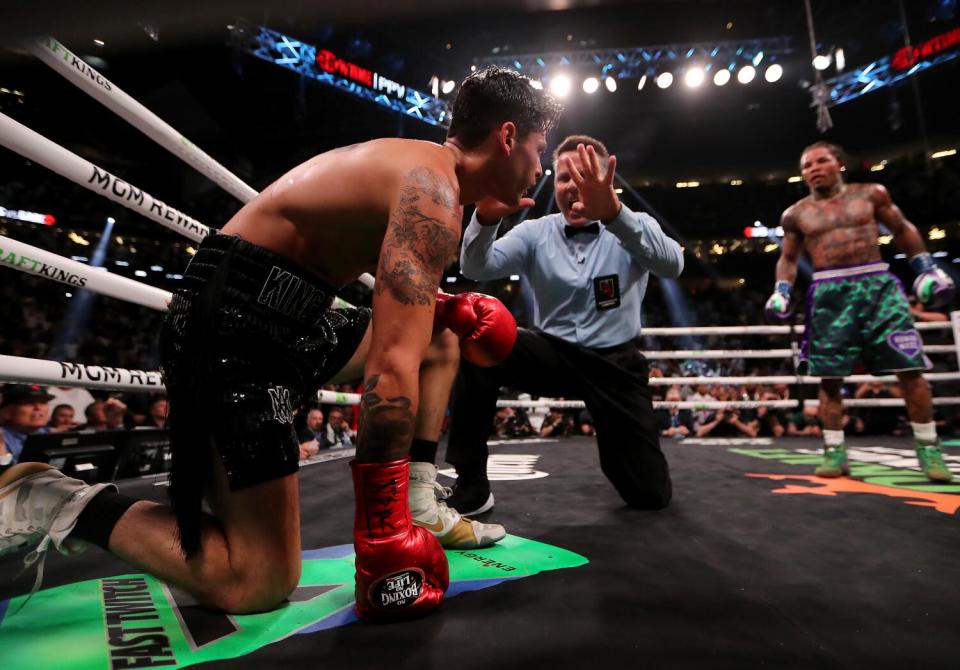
left=801, top=141, right=848, bottom=167
left=446, top=66, right=562, bottom=148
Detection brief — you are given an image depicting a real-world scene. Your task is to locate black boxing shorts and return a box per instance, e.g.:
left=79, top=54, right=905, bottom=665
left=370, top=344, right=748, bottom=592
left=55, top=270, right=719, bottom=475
left=159, top=233, right=370, bottom=555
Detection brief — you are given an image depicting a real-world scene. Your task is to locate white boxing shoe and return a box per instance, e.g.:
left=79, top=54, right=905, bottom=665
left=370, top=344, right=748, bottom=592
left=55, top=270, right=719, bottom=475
left=409, top=461, right=505, bottom=549
left=0, top=463, right=115, bottom=597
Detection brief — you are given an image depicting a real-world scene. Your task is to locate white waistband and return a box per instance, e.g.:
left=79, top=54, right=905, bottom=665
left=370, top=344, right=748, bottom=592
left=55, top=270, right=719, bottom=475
left=811, top=262, right=889, bottom=281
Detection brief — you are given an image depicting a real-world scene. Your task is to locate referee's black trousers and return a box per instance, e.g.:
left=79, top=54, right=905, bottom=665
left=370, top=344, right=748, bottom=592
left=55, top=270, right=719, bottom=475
left=446, top=328, right=672, bottom=510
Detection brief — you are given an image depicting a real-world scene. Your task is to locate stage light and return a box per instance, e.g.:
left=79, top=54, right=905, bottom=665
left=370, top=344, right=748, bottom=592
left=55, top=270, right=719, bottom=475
left=545, top=169, right=552, bottom=176
left=764, top=63, right=783, bottom=83
left=637, top=75, right=647, bottom=90
left=530, top=79, right=543, bottom=89
left=583, top=76, right=600, bottom=94
left=835, top=48, right=846, bottom=71
left=713, top=69, right=731, bottom=86
left=604, top=76, right=617, bottom=92
left=441, top=79, right=456, bottom=94
left=93, top=39, right=105, bottom=47
left=737, top=65, right=756, bottom=84
left=812, top=54, right=831, bottom=71
left=549, top=74, right=572, bottom=98
left=685, top=67, right=705, bottom=88
left=656, top=72, right=673, bottom=89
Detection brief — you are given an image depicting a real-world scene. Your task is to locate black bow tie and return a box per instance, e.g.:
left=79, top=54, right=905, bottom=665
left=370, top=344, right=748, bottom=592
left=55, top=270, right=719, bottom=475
left=564, top=222, right=600, bottom=239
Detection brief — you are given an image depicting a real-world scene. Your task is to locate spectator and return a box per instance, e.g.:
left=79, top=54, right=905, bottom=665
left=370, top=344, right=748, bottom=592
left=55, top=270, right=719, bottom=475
left=656, top=388, right=694, bottom=439
left=81, top=400, right=108, bottom=431
left=852, top=382, right=902, bottom=436
left=0, top=384, right=54, bottom=468
left=297, top=407, right=324, bottom=459
left=144, top=397, right=169, bottom=429
left=787, top=405, right=822, bottom=438
left=323, top=407, right=356, bottom=448
left=49, top=403, right=79, bottom=432
left=908, top=295, right=949, bottom=322
left=576, top=408, right=596, bottom=436
left=104, top=397, right=129, bottom=430
left=493, top=406, right=536, bottom=439
left=539, top=408, right=575, bottom=437
left=751, top=392, right=787, bottom=438
left=696, top=408, right=757, bottom=438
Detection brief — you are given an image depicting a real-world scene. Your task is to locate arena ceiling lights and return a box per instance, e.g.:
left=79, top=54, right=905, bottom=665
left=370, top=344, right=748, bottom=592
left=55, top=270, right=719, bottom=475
left=472, top=36, right=794, bottom=97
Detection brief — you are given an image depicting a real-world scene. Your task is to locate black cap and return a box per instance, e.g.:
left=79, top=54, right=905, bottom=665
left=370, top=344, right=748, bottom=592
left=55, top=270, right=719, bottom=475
left=1, top=383, right=55, bottom=408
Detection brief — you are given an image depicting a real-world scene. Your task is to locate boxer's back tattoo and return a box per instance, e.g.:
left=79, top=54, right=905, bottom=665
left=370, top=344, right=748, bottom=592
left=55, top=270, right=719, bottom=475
left=376, top=167, right=459, bottom=306
left=356, top=374, right=416, bottom=461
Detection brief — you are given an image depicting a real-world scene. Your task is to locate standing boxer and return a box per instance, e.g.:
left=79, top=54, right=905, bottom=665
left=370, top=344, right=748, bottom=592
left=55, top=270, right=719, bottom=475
left=767, top=141, right=954, bottom=481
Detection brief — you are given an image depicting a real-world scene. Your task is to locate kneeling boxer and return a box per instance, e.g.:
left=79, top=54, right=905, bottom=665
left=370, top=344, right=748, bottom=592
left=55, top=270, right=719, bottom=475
left=0, top=66, right=561, bottom=622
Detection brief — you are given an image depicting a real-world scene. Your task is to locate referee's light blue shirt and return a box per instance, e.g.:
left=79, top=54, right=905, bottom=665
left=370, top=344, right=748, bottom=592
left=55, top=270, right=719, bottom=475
left=460, top=204, right=684, bottom=349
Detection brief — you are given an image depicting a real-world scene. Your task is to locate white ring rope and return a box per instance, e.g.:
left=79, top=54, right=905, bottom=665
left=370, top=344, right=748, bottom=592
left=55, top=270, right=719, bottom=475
left=0, top=113, right=209, bottom=241
left=643, top=345, right=957, bottom=359
left=649, top=372, right=960, bottom=386
left=0, top=354, right=162, bottom=390
left=0, top=234, right=171, bottom=311
left=495, top=397, right=960, bottom=410
left=640, top=321, right=951, bottom=335
left=2, top=353, right=959, bottom=416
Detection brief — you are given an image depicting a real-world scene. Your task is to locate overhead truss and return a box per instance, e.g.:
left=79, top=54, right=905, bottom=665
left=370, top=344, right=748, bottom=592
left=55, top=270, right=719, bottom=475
left=231, top=23, right=450, bottom=128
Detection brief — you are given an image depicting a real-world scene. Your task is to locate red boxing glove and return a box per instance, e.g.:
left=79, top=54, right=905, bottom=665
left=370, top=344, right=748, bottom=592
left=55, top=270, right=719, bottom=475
left=435, top=292, right=517, bottom=367
left=352, top=458, right=449, bottom=622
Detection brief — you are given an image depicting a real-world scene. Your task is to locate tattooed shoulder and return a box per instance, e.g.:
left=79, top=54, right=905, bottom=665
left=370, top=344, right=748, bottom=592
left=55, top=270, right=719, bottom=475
left=402, top=166, right=460, bottom=218
left=375, top=166, right=460, bottom=306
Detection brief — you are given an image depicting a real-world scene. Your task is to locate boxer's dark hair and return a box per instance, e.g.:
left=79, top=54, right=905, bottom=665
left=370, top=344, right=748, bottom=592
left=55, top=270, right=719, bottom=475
left=446, top=66, right=563, bottom=148
left=801, top=141, right=848, bottom=167
left=553, top=134, right=609, bottom=165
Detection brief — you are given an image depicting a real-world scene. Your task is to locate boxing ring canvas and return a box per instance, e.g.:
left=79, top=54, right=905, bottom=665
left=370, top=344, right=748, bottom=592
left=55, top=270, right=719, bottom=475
left=2, top=435, right=959, bottom=669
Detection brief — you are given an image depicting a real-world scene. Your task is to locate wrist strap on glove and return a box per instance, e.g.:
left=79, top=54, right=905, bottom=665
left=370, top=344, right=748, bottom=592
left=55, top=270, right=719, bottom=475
left=909, top=253, right=935, bottom=275
left=774, top=280, right=793, bottom=296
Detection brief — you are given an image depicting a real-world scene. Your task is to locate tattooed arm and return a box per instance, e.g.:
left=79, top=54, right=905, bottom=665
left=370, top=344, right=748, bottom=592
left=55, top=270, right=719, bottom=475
left=775, top=206, right=803, bottom=285
left=356, top=165, right=461, bottom=463
left=871, top=184, right=927, bottom=258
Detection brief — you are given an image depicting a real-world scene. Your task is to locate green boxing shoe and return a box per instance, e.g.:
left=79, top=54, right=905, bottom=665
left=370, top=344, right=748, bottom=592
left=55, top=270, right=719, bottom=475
left=915, top=441, right=954, bottom=483
left=815, top=444, right=850, bottom=478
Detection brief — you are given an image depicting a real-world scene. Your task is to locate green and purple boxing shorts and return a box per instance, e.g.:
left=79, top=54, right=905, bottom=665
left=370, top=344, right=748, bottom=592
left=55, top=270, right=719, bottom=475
left=799, top=261, right=929, bottom=377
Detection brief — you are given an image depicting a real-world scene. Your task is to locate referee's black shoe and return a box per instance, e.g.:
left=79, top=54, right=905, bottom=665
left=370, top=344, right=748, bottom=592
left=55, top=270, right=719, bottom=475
left=446, top=476, right=495, bottom=516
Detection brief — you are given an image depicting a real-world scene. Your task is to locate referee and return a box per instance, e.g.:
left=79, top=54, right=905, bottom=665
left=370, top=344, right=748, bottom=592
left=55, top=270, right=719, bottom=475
left=446, top=135, right=684, bottom=515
